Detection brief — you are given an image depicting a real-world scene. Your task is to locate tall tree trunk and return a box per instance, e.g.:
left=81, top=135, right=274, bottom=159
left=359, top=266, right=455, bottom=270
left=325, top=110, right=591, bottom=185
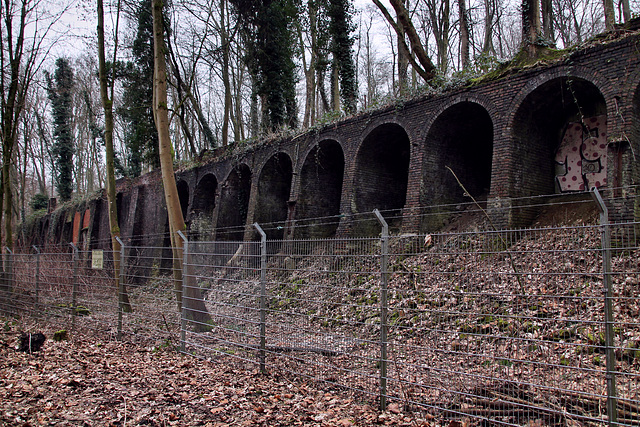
left=221, top=0, right=231, bottom=145
left=34, top=112, right=50, bottom=195
left=299, top=2, right=318, bottom=128
left=541, top=0, right=554, bottom=42
left=332, top=59, right=340, bottom=112
left=603, top=0, right=615, bottom=29
left=152, top=0, right=211, bottom=329
left=522, top=0, right=542, bottom=58
left=458, top=0, right=470, bottom=70
left=97, top=0, right=131, bottom=312
left=397, top=7, right=409, bottom=94
left=482, top=0, right=496, bottom=55
left=428, top=0, right=450, bottom=74
left=603, top=0, right=616, bottom=31
left=621, top=0, right=630, bottom=22
left=3, top=158, right=12, bottom=250
left=317, top=66, right=331, bottom=114
left=231, top=59, right=244, bottom=141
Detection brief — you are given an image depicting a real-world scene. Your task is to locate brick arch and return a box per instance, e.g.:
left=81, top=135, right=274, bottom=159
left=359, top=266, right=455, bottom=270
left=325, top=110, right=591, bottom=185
left=217, top=163, right=252, bottom=241
left=351, top=122, right=411, bottom=235
left=192, top=173, right=218, bottom=217
left=421, top=98, right=495, bottom=206
left=420, top=92, right=500, bottom=139
left=255, top=145, right=297, bottom=175
left=297, top=132, right=347, bottom=170
left=507, top=69, right=608, bottom=204
left=354, top=117, right=416, bottom=163
left=505, top=65, right=611, bottom=137
left=295, top=139, right=345, bottom=239
left=254, top=152, right=293, bottom=240
left=176, top=179, right=190, bottom=220
left=219, top=161, right=252, bottom=184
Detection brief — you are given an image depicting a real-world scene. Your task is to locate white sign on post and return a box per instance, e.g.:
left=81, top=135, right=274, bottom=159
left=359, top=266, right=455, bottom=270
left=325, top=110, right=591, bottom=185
left=92, top=250, right=104, bottom=270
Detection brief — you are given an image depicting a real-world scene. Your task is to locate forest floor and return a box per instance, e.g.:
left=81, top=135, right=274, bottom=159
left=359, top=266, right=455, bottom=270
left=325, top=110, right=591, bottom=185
left=0, top=320, right=423, bottom=427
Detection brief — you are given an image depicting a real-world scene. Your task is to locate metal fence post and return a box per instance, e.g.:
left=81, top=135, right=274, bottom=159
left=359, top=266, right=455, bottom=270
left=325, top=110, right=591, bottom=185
left=4, top=247, right=13, bottom=313
left=70, top=243, right=79, bottom=329
left=254, top=223, right=267, bottom=373
left=591, top=187, right=618, bottom=425
left=373, top=209, right=389, bottom=410
left=33, top=246, right=41, bottom=312
left=177, top=230, right=188, bottom=353
left=115, top=237, right=125, bottom=341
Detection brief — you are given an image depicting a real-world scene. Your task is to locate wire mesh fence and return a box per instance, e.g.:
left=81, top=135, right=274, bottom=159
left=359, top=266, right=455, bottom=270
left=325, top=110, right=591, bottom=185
left=1, top=198, right=639, bottom=426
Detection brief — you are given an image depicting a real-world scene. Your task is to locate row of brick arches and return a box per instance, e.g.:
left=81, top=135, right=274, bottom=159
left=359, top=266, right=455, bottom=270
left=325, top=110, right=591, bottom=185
left=173, top=73, right=631, bottom=240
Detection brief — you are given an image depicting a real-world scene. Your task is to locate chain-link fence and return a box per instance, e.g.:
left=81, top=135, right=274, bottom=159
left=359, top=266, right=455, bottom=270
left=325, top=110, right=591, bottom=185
left=1, top=194, right=639, bottom=426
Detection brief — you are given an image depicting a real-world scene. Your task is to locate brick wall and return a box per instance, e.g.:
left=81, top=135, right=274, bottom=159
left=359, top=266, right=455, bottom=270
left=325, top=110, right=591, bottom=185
left=36, top=28, right=640, bottom=247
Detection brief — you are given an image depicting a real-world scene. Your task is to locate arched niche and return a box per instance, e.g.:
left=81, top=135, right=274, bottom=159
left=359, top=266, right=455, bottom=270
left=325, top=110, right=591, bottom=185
left=116, top=192, right=125, bottom=228
left=512, top=77, right=607, bottom=197
left=191, top=174, right=218, bottom=239
left=218, top=164, right=252, bottom=241
left=176, top=180, right=190, bottom=220
left=255, top=152, right=293, bottom=240
left=353, top=123, right=410, bottom=235
left=296, top=140, right=344, bottom=239
left=424, top=102, right=493, bottom=204
left=628, top=83, right=640, bottom=222
left=193, top=174, right=218, bottom=216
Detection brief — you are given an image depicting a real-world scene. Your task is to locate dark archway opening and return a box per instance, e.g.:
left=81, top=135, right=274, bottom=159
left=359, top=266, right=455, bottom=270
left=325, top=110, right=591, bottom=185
left=192, top=174, right=218, bottom=240
left=296, top=140, right=344, bottom=239
left=510, top=77, right=606, bottom=225
left=353, top=123, right=410, bottom=235
left=424, top=102, right=493, bottom=204
left=255, top=153, right=293, bottom=241
left=116, top=192, right=125, bottom=228
left=513, top=77, right=606, bottom=196
left=218, top=164, right=252, bottom=241
left=176, top=180, right=190, bottom=221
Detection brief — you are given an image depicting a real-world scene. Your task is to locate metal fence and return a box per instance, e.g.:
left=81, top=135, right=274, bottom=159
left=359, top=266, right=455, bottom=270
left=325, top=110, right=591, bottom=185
left=1, top=196, right=639, bottom=426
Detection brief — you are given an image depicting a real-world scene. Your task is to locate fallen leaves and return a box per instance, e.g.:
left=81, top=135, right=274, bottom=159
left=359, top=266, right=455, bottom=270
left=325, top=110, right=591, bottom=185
left=0, top=325, right=423, bottom=426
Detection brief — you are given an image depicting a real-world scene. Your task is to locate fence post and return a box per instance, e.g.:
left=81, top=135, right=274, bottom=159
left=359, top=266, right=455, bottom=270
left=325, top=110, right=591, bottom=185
left=70, top=243, right=79, bottom=329
left=373, top=209, right=389, bottom=410
left=177, top=230, right=188, bottom=353
left=253, top=222, right=267, bottom=373
left=115, top=237, right=125, bottom=341
left=4, top=247, right=13, bottom=313
left=591, top=187, right=618, bottom=425
left=33, top=246, right=41, bottom=311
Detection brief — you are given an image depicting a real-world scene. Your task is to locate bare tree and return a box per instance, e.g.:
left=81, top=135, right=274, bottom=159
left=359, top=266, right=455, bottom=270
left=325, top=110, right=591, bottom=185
left=358, top=5, right=392, bottom=107
left=98, top=0, right=132, bottom=312
left=604, top=0, right=615, bottom=28
left=422, top=0, right=451, bottom=73
left=458, top=0, right=470, bottom=69
left=0, top=0, right=64, bottom=251
left=298, top=0, right=320, bottom=128
left=620, top=0, right=631, bottom=22
left=522, top=0, right=542, bottom=58
left=152, top=0, right=211, bottom=327
left=373, top=0, right=437, bottom=83
left=553, top=0, right=604, bottom=47
left=482, top=0, right=498, bottom=55
left=541, top=0, right=555, bottom=42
